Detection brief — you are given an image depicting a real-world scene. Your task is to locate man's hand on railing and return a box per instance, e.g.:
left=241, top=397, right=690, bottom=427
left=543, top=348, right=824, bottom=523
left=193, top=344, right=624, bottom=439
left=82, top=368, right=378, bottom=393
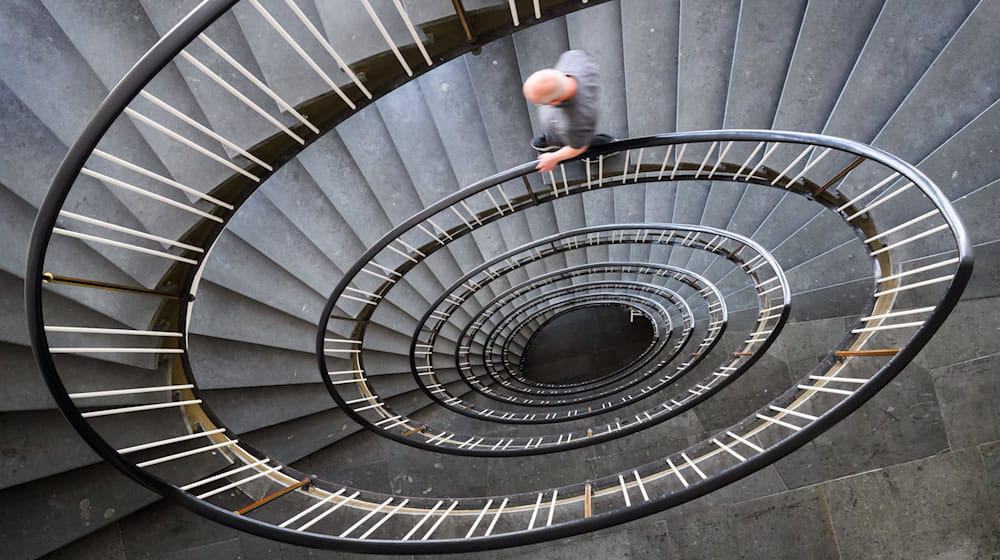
left=536, top=145, right=588, bottom=173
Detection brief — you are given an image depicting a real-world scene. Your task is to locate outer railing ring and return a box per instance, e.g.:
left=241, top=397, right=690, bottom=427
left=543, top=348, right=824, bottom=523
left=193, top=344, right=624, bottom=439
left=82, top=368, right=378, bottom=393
left=25, top=3, right=972, bottom=542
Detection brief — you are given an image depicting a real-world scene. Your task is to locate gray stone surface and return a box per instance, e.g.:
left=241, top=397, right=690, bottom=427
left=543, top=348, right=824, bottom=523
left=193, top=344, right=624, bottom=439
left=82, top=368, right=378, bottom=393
left=621, top=0, right=679, bottom=139
left=43, top=0, right=232, bottom=189
left=380, top=436, right=492, bottom=497
left=258, top=160, right=367, bottom=278
left=201, top=383, right=333, bottom=433
left=675, top=0, right=738, bottom=134
left=417, top=56, right=515, bottom=267
left=41, top=522, right=126, bottom=560
left=223, top=191, right=342, bottom=297
left=693, top=463, right=788, bottom=511
left=982, top=441, right=1000, bottom=517
left=187, top=334, right=318, bottom=389
left=916, top=296, right=1000, bottom=370
left=693, top=345, right=793, bottom=432
left=0, top=410, right=101, bottom=490
left=0, top=463, right=159, bottom=560
left=658, top=485, right=841, bottom=560
left=294, top=131, right=396, bottom=248
left=931, top=352, right=1000, bottom=449
left=0, top=342, right=166, bottom=412
left=314, top=0, right=424, bottom=72
left=0, top=405, right=206, bottom=491
left=239, top=408, right=360, bottom=467
left=0, top=200, right=161, bottom=338
left=458, top=46, right=538, bottom=283
left=764, top=358, right=950, bottom=489
left=118, top=497, right=245, bottom=560
left=667, top=0, right=738, bottom=265
left=784, top=277, right=873, bottom=323
left=957, top=238, right=1000, bottom=300
left=485, top=445, right=596, bottom=495
left=293, top=428, right=384, bottom=476
left=770, top=316, right=849, bottom=374
left=824, top=446, right=1000, bottom=559
left=869, top=0, right=1000, bottom=165
left=0, top=77, right=188, bottom=290
left=773, top=0, right=883, bottom=133
left=337, top=103, right=467, bottom=288
left=200, top=230, right=327, bottom=322
left=588, top=413, right=700, bottom=478
left=0, top=0, right=200, bottom=248
left=725, top=0, right=806, bottom=131
left=623, top=518, right=678, bottom=559
left=915, top=97, right=1000, bottom=212
left=231, top=0, right=347, bottom=109
left=939, top=150, right=1000, bottom=248
left=814, top=0, right=978, bottom=181
left=377, top=79, right=497, bottom=302
left=141, top=3, right=286, bottom=154
left=189, top=281, right=316, bottom=353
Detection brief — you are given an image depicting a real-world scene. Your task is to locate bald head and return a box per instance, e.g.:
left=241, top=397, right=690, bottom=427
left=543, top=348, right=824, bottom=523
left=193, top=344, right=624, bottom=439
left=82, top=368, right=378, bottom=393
left=523, top=69, right=569, bottom=105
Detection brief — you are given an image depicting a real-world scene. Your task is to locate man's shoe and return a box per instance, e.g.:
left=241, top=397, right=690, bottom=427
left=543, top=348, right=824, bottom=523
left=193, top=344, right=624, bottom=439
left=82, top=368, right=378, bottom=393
left=582, top=134, right=619, bottom=163
left=531, top=136, right=560, bottom=153
left=591, top=133, right=616, bottom=146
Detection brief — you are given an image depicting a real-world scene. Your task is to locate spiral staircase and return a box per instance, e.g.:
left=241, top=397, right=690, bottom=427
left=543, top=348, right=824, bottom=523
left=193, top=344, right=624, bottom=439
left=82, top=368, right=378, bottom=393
left=2, top=0, right=999, bottom=558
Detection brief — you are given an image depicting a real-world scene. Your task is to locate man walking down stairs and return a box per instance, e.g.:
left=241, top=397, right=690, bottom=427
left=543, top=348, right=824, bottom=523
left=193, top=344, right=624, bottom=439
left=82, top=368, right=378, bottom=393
left=524, top=50, right=614, bottom=172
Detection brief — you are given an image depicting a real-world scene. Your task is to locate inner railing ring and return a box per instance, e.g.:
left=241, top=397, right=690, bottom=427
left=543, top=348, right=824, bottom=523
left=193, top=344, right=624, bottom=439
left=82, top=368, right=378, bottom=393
left=323, top=223, right=786, bottom=456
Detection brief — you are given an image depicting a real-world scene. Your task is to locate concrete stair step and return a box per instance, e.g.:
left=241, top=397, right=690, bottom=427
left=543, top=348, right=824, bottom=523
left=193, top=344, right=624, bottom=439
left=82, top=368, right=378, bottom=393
left=42, top=0, right=235, bottom=198
left=0, top=0, right=219, bottom=253
left=810, top=0, right=979, bottom=183
left=140, top=2, right=296, bottom=158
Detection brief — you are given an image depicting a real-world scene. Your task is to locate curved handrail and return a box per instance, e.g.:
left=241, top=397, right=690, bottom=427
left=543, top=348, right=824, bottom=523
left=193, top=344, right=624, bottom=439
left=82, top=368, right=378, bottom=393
left=437, top=250, right=730, bottom=401
left=474, top=282, right=681, bottom=397
left=23, top=0, right=972, bottom=545
left=420, top=272, right=712, bottom=417
left=304, top=130, right=970, bottom=548
left=500, top=297, right=664, bottom=381
left=322, top=222, right=787, bottom=455
left=468, top=274, right=690, bottom=397
left=441, top=257, right=715, bottom=396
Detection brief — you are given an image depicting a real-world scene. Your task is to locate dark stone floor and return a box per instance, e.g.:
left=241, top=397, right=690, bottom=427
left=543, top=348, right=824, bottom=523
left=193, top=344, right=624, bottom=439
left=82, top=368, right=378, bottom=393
left=520, top=305, right=654, bottom=385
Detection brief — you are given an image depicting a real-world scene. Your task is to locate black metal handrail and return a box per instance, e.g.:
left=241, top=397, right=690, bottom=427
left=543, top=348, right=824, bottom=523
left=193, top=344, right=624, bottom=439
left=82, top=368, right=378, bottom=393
left=444, top=259, right=708, bottom=394
left=309, top=130, right=970, bottom=548
left=440, top=254, right=718, bottom=397
left=403, top=258, right=736, bottom=423
left=464, top=272, right=691, bottom=403
left=321, top=222, right=785, bottom=456
left=23, top=0, right=972, bottom=551
left=437, top=246, right=735, bottom=402
left=474, top=282, right=680, bottom=398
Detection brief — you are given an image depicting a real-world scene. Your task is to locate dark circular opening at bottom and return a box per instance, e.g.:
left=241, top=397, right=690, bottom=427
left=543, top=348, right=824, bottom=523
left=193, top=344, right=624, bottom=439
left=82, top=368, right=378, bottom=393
left=520, top=305, right=654, bottom=385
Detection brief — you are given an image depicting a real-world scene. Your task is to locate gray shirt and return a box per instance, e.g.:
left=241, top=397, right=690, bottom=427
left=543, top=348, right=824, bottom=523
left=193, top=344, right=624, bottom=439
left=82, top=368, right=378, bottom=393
left=538, top=50, right=599, bottom=149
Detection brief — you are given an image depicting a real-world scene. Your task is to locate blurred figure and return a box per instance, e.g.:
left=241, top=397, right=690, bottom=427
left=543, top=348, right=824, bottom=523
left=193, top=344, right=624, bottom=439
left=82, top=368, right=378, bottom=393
left=523, top=50, right=613, bottom=173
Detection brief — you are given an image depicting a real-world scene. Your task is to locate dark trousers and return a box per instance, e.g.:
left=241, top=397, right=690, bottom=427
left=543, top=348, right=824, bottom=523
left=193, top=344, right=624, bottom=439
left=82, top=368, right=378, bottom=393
left=532, top=133, right=614, bottom=150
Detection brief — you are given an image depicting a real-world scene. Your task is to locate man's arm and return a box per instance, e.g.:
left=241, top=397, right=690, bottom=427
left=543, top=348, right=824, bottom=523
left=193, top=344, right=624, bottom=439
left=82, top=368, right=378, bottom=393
left=536, top=145, right=587, bottom=173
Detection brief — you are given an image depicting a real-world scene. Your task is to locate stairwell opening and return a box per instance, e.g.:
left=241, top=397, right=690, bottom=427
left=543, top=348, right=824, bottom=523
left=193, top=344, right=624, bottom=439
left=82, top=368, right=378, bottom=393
left=519, top=305, right=654, bottom=385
